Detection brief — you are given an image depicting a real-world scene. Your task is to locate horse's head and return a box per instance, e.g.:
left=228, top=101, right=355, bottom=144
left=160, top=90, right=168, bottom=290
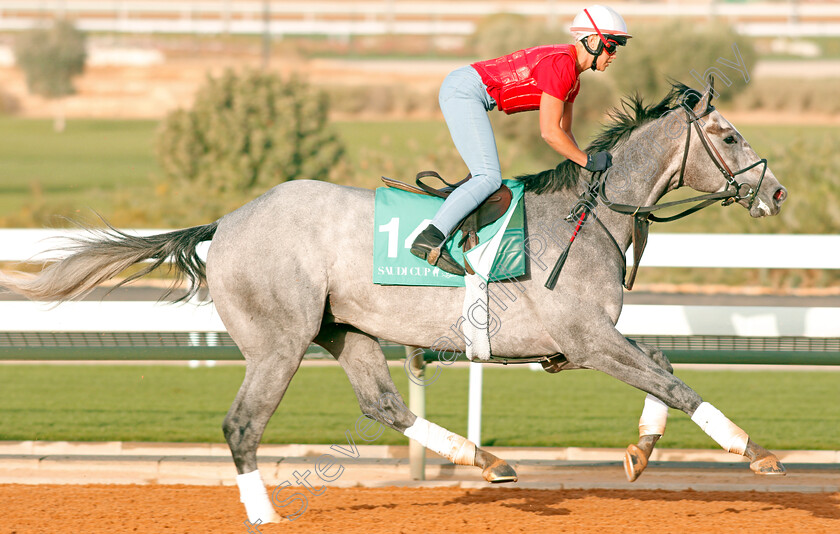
left=678, top=83, right=787, bottom=217
left=521, top=82, right=787, bottom=222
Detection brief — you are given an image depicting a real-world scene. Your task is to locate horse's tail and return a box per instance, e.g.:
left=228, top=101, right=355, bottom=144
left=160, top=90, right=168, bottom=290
left=0, top=221, right=219, bottom=303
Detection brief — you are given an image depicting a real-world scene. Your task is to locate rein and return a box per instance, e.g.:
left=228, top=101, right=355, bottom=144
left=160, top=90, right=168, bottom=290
left=599, top=103, right=768, bottom=222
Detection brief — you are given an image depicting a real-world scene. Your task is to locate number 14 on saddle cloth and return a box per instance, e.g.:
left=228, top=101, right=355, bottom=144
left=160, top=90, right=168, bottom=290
left=373, top=179, right=526, bottom=287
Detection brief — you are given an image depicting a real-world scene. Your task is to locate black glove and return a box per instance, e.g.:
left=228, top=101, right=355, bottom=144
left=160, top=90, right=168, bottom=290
left=584, top=151, right=613, bottom=173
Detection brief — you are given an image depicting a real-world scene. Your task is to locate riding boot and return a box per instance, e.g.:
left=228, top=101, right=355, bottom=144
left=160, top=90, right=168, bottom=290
left=410, top=225, right=465, bottom=276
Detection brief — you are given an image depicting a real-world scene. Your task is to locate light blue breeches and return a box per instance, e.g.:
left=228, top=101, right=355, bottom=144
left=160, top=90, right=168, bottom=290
left=430, top=66, right=502, bottom=237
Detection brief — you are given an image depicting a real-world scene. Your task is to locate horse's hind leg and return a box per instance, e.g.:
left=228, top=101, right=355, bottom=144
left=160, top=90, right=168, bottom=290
left=573, top=326, right=785, bottom=479
left=222, top=343, right=308, bottom=524
left=207, top=220, right=333, bottom=524
left=315, top=324, right=517, bottom=483
left=215, top=292, right=323, bottom=523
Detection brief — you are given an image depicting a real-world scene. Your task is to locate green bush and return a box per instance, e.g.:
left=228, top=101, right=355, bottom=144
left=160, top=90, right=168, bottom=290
left=155, top=69, right=345, bottom=200
left=14, top=19, right=86, bottom=99
left=754, top=130, right=840, bottom=235
left=608, top=20, right=757, bottom=102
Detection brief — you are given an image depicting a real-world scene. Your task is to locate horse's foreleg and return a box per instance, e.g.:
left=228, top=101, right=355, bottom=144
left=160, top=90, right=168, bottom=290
left=576, top=327, right=785, bottom=479
left=624, top=341, right=671, bottom=481
left=316, top=325, right=517, bottom=483
left=624, top=394, right=667, bottom=481
left=744, top=439, right=787, bottom=474
left=692, top=404, right=786, bottom=476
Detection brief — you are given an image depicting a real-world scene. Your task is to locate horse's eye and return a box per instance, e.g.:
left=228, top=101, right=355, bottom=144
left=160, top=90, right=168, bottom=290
left=724, top=135, right=737, bottom=145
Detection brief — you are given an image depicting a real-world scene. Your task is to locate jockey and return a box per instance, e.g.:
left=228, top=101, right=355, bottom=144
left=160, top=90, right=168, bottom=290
left=410, top=4, right=631, bottom=276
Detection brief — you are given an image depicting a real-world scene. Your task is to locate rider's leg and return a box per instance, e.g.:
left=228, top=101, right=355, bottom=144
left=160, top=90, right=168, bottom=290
left=431, top=66, right=502, bottom=236
left=411, top=66, right=502, bottom=275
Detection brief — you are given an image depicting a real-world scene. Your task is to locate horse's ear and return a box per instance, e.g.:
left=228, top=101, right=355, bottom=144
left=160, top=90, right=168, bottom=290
left=692, top=76, right=714, bottom=115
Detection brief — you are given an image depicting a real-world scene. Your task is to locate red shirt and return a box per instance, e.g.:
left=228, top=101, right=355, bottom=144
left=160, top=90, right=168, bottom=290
left=532, top=48, right=581, bottom=103
left=472, top=44, right=580, bottom=114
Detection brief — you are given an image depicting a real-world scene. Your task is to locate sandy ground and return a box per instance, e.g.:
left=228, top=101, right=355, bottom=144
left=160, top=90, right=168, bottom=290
left=3, top=57, right=840, bottom=122
left=0, top=484, right=838, bottom=534
left=0, top=56, right=452, bottom=120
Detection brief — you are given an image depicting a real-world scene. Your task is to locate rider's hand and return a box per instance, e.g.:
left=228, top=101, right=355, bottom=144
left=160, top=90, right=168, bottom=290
left=584, top=151, right=613, bottom=173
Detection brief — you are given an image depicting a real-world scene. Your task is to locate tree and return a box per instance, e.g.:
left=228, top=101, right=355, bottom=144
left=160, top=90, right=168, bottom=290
left=153, top=70, right=345, bottom=224
left=607, top=20, right=758, bottom=103
left=14, top=19, right=87, bottom=132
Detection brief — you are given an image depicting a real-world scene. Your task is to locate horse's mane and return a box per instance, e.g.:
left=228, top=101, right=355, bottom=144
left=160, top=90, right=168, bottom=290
left=518, top=81, right=702, bottom=194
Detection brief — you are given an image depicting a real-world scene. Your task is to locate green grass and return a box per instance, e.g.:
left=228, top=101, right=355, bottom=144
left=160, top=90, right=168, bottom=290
left=1, top=118, right=831, bottom=206
left=0, top=364, right=837, bottom=450
left=0, top=118, right=159, bottom=217
left=334, top=120, right=549, bottom=188
left=0, top=117, right=837, bottom=287
left=0, top=117, right=550, bottom=225
left=1, top=118, right=838, bottom=236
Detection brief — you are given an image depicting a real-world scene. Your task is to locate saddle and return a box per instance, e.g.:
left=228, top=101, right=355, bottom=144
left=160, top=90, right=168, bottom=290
left=381, top=171, right=513, bottom=274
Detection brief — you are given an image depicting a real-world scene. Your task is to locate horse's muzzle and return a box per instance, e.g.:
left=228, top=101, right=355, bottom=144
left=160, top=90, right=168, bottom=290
left=749, top=185, right=787, bottom=218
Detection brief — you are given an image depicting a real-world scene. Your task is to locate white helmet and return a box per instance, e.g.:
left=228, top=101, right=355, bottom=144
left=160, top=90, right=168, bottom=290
left=569, top=5, right=631, bottom=41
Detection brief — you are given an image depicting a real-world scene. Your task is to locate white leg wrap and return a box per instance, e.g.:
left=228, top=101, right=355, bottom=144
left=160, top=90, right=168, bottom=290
left=690, top=402, right=749, bottom=455
left=639, top=394, right=668, bottom=437
left=404, top=417, right=476, bottom=466
left=236, top=470, right=282, bottom=524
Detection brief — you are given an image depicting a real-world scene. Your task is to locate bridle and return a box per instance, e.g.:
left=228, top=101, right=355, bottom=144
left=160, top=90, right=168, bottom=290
left=675, top=100, right=768, bottom=209
left=598, top=97, right=768, bottom=222
left=547, top=93, right=771, bottom=291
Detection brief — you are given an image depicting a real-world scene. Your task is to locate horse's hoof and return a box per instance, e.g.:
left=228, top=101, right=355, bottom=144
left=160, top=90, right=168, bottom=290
left=482, top=458, right=518, bottom=483
left=251, top=509, right=283, bottom=525
left=750, top=455, right=786, bottom=476
left=623, top=443, right=648, bottom=482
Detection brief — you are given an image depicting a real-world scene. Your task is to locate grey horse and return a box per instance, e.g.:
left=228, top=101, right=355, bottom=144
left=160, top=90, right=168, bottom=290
left=0, top=83, right=788, bottom=524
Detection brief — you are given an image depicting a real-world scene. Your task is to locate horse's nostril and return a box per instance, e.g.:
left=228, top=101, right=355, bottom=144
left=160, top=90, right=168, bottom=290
left=773, top=188, right=786, bottom=203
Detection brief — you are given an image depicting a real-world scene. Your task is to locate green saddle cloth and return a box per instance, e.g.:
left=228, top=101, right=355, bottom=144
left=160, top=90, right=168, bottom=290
left=373, top=179, right=526, bottom=287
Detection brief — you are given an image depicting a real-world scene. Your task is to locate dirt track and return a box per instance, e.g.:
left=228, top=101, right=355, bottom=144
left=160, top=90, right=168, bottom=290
left=1, top=484, right=838, bottom=534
